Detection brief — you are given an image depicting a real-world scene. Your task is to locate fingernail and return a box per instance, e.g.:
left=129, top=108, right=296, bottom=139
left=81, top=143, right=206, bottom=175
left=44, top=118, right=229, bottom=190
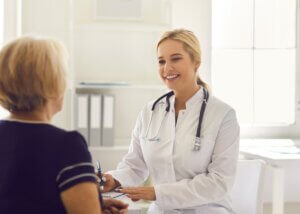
left=115, top=187, right=123, bottom=192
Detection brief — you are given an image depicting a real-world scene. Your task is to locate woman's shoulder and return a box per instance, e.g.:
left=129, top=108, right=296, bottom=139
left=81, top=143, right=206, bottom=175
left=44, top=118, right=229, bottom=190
left=142, top=91, right=172, bottom=112
left=20, top=123, right=89, bottom=149
left=37, top=124, right=86, bottom=144
left=206, top=95, right=237, bottom=122
left=208, top=95, right=235, bottom=112
left=48, top=127, right=88, bottom=149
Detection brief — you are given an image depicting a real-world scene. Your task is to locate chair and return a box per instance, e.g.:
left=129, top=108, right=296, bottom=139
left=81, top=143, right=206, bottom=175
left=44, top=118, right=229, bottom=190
left=230, top=159, right=266, bottom=214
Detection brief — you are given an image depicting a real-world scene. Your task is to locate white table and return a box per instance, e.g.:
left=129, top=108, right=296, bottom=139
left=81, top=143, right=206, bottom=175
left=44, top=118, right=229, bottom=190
left=240, top=139, right=300, bottom=214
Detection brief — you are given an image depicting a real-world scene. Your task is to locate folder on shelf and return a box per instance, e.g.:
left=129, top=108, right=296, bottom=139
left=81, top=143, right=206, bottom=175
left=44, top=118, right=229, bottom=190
left=75, top=94, right=90, bottom=145
left=101, top=95, right=115, bottom=147
left=89, top=94, right=102, bottom=147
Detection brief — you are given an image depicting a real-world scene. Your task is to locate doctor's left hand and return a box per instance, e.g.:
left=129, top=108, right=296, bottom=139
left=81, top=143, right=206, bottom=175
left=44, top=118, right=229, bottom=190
left=118, top=186, right=156, bottom=202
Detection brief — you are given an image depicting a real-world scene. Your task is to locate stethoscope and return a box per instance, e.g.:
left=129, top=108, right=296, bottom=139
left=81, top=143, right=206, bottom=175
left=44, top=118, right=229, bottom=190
left=144, top=88, right=209, bottom=151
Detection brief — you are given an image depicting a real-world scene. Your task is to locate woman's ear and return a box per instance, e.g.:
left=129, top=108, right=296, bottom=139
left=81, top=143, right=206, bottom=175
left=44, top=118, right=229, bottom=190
left=195, top=61, right=200, bottom=71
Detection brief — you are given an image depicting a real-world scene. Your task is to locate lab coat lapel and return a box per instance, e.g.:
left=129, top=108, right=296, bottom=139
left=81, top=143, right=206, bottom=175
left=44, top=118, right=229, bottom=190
left=142, top=100, right=177, bottom=185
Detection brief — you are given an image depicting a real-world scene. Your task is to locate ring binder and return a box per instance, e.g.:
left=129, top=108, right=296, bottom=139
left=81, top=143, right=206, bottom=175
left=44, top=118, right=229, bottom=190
left=90, top=95, right=102, bottom=147
left=75, top=94, right=90, bottom=145
left=102, top=95, right=115, bottom=147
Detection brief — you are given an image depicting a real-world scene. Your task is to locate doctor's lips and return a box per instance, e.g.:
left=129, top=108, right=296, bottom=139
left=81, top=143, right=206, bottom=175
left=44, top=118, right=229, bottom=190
left=164, top=74, right=180, bottom=80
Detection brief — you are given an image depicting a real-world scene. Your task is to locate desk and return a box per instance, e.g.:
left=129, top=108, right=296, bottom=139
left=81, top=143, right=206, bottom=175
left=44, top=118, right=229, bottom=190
left=240, top=139, right=300, bottom=214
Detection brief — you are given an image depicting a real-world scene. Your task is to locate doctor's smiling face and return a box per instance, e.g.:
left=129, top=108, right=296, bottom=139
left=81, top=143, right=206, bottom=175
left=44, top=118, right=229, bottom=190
left=157, top=39, right=199, bottom=94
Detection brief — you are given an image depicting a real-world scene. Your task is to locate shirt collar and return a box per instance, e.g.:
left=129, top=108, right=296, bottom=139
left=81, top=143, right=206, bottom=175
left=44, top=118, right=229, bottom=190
left=166, top=87, right=204, bottom=111
left=185, top=87, right=204, bottom=109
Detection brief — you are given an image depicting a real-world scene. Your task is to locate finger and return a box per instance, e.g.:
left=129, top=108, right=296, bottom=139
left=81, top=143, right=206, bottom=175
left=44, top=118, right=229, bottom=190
left=126, top=193, right=143, bottom=201
left=119, top=188, right=141, bottom=194
left=120, top=208, right=128, bottom=214
left=103, top=209, right=112, bottom=214
left=108, top=199, right=128, bottom=208
left=103, top=198, right=113, bottom=207
left=109, top=206, right=119, bottom=214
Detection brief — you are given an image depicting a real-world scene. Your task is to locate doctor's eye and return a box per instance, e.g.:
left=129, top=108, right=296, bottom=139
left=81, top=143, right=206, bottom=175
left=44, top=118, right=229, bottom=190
left=171, top=57, right=181, bottom=62
left=158, top=60, right=166, bottom=65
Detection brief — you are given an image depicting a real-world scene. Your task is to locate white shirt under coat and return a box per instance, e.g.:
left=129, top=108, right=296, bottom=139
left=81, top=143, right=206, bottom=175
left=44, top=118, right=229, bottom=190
left=109, top=88, right=240, bottom=214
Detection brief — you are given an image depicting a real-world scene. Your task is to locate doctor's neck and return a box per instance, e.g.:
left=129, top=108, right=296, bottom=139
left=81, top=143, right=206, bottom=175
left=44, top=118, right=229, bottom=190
left=174, top=83, right=200, bottom=111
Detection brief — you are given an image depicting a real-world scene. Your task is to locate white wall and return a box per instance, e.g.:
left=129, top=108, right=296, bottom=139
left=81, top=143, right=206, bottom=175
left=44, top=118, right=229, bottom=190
left=171, top=0, right=212, bottom=85
left=73, top=25, right=164, bottom=84
left=21, top=0, right=74, bottom=130
left=72, top=0, right=170, bottom=84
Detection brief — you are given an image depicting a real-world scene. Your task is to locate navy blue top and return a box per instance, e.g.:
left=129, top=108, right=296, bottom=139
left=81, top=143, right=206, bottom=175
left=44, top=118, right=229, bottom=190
left=0, top=120, right=97, bottom=214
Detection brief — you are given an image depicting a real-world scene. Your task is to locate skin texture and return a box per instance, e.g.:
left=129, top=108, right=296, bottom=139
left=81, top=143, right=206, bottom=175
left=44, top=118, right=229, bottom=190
left=60, top=182, right=101, bottom=214
left=103, top=39, right=201, bottom=202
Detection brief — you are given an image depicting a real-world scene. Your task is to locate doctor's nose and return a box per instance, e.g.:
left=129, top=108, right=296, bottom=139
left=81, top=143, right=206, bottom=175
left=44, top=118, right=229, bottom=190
left=163, top=61, right=174, bottom=73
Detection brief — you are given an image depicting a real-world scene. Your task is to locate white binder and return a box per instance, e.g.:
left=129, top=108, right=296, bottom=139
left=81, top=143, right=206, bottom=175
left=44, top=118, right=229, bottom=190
left=75, top=94, right=90, bottom=145
left=89, top=94, right=102, bottom=147
left=101, top=95, right=114, bottom=146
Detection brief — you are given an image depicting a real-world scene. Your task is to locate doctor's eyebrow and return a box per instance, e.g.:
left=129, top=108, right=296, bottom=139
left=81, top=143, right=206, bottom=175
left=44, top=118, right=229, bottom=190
left=158, top=53, right=183, bottom=59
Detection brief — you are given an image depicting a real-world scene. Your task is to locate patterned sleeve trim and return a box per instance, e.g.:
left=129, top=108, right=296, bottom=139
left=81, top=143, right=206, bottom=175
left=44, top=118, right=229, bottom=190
left=58, top=173, right=98, bottom=189
left=56, top=162, right=97, bottom=190
left=56, top=162, right=94, bottom=181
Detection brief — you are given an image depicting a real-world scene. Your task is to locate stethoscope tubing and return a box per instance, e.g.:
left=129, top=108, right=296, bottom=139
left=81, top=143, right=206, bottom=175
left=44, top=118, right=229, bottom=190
left=144, top=88, right=209, bottom=151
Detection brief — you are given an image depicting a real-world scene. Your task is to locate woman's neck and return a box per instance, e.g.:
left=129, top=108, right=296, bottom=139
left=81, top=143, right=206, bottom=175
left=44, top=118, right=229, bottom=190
left=9, top=106, right=52, bottom=123
left=174, top=84, right=201, bottom=112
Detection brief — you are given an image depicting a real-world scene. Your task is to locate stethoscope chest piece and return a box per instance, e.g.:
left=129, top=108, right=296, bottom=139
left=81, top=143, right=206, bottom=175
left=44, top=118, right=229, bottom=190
left=193, top=136, right=202, bottom=151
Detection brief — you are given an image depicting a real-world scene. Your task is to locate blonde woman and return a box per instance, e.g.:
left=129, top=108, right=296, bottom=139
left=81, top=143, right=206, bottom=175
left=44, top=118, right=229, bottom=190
left=0, top=37, right=127, bottom=214
left=103, top=29, right=240, bottom=214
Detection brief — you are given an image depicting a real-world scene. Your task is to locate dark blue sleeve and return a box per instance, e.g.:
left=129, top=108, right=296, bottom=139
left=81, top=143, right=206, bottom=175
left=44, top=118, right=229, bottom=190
left=55, top=131, right=97, bottom=193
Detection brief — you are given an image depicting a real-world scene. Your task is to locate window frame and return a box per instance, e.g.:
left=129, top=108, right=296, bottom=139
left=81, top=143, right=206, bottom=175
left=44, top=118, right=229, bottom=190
left=211, top=0, right=300, bottom=138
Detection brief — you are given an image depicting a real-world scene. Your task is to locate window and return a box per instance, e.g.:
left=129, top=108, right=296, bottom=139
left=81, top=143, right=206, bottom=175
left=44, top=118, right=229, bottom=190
left=0, top=0, right=9, bottom=119
left=212, top=0, right=296, bottom=126
left=0, top=0, right=3, bottom=45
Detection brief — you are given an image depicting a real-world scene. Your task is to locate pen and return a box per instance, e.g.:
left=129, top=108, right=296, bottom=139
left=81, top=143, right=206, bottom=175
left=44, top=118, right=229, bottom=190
left=96, top=160, right=105, bottom=190
left=96, top=160, right=104, bottom=208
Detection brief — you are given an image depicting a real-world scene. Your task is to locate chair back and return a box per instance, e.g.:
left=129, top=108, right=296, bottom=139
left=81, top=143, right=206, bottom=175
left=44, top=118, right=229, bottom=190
left=231, top=159, right=265, bottom=214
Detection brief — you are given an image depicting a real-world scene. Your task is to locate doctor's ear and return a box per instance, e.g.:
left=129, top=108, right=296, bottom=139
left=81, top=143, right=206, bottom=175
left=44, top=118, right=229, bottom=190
left=194, top=61, right=200, bottom=71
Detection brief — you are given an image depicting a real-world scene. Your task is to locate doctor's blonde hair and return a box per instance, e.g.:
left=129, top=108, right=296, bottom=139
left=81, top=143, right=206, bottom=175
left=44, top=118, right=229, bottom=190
left=0, top=36, right=67, bottom=112
left=157, top=29, right=208, bottom=90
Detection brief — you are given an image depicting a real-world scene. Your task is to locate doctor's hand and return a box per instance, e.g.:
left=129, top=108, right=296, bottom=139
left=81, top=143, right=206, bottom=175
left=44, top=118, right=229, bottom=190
left=101, top=174, right=121, bottom=192
left=118, top=186, right=156, bottom=202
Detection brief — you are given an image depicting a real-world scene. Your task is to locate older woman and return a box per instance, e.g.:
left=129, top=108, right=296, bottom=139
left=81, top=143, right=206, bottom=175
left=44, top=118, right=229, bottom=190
left=0, top=37, right=127, bottom=214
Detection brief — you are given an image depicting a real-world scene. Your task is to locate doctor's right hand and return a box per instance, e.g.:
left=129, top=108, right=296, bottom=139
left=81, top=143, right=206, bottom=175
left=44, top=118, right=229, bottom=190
left=101, top=174, right=121, bottom=193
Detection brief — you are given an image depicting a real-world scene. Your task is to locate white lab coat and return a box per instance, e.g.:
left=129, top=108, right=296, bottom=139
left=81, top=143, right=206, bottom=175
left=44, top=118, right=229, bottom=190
left=109, top=88, right=240, bottom=214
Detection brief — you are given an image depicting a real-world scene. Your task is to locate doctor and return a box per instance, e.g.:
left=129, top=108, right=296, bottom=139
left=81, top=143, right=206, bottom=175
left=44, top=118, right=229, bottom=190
left=103, top=29, right=240, bottom=214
